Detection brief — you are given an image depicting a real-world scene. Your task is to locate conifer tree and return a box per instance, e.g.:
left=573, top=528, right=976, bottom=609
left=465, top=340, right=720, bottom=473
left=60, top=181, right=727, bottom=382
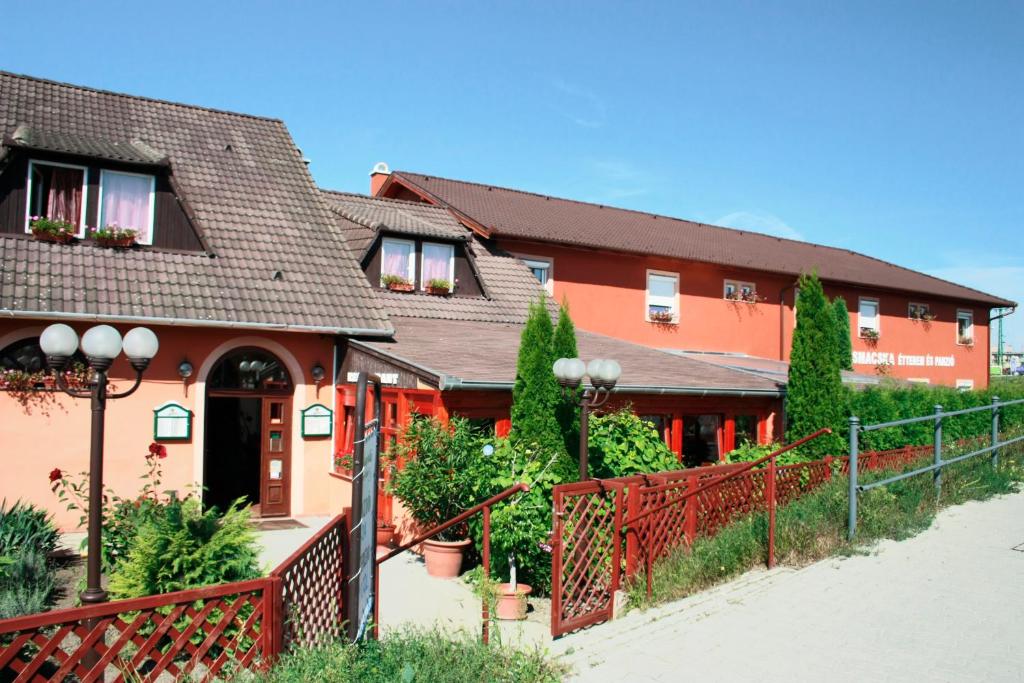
left=832, top=297, right=854, bottom=371
left=786, top=272, right=847, bottom=456
left=552, top=301, right=581, bottom=454
left=510, top=299, right=564, bottom=455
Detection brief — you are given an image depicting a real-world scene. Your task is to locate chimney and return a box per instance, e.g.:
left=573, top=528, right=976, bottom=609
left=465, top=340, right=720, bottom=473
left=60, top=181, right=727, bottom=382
left=370, top=162, right=390, bottom=196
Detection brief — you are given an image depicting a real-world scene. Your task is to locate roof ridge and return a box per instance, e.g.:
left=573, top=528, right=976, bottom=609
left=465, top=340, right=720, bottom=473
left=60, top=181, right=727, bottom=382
left=392, top=170, right=1010, bottom=304
left=0, top=70, right=283, bottom=124
left=320, top=187, right=451, bottom=211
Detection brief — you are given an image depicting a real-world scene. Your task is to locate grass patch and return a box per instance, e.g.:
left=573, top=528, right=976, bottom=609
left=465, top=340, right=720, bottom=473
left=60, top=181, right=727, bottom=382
left=629, top=438, right=1024, bottom=609
left=253, top=626, right=568, bottom=682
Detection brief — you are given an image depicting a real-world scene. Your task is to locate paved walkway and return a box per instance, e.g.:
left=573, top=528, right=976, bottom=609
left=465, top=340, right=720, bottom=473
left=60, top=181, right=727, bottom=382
left=556, top=490, right=1024, bottom=682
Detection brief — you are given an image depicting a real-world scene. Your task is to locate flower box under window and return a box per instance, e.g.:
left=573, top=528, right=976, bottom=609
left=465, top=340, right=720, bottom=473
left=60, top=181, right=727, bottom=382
left=860, top=327, right=879, bottom=341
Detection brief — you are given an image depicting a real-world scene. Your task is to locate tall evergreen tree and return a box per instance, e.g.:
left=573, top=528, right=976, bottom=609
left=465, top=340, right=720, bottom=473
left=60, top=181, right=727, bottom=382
left=552, top=301, right=581, bottom=454
left=510, top=299, right=564, bottom=455
left=832, top=297, right=854, bottom=371
left=786, top=272, right=847, bottom=456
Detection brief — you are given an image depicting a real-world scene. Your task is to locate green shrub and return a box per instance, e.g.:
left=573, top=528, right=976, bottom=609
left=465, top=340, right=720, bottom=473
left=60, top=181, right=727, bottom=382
left=387, top=415, right=489, bottom=542
left=107, top=496, right=260, bottom=599
left=255, top=626, right=568, bottom=682
left=832, top=297, right=853, bottom=371
left=786, top=272, right=847, bottom=456
left=588, top=409, right=680, bottom=477
left=0, top=548, right=55, bottom=619
left=0, top=499, right=59, bottom=558
left=510, top=298, right=565, bottom=458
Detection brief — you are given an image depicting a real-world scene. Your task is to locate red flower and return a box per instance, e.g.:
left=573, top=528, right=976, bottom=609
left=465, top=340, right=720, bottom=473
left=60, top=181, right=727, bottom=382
left=48, top=468, right=63, bottom=482
left=148, top=443, right=168, bottom=459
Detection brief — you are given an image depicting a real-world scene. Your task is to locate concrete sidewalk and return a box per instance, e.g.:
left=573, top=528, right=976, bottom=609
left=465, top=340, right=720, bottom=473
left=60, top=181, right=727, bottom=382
left=556, top=490, right=1024, bottom=682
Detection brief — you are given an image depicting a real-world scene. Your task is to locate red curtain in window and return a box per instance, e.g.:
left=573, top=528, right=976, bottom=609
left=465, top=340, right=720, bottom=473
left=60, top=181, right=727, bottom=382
left=46, top=168, right=83, bottom=228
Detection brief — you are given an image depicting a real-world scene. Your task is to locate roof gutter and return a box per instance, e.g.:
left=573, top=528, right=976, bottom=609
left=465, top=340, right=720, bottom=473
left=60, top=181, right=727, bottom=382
left=1, top=309, right=394, bottom=338
left=990, top=305, right=1017, bottom=323
left=439, top=375, right=783, bottom=398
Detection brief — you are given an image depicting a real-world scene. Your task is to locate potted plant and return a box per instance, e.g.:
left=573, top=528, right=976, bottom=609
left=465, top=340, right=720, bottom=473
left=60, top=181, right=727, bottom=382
left=494, top=555, right=532, bottom=620
left=376, top=520, right=395, bottom=546
left=386, top=415, right=481, bottom=578
left=29, top=217, right=75, bottom=244
left=381, top=274, right=415, bottom=292
left=958, top=334, right=974, bottom=346
left=860, top=327, right=879, bottom=343
left=90, top=224, right=137, bottom=248
left=426, top=278, right=453, bottom=296
left=648, top=309, right=675, bottom=324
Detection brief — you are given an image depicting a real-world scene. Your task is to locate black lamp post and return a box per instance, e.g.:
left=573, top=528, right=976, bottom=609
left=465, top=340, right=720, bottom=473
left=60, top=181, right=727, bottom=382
left=553, top=357, right=621, bottom=480
left=40, top=323, right=159, bottom=607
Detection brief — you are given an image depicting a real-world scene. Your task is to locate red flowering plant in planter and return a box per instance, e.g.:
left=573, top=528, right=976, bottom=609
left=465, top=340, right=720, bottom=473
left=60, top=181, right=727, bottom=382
left=29, top=216, right=76, bottom=244
left=50, top=442, right=179, bottom=571
left=89, top=224, right=137, bottom=248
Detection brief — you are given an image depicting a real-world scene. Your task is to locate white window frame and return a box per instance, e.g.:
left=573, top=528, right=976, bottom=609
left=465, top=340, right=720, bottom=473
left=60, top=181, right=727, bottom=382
left=724, top=279, right=757, bottom=302
left=955, top=379, right=974, bottom=391
left=380, top=237, right=416, bottom=285
left=420, top=241, right=455, bottom=290
left=519, top=255, right=554, bottom=294
left=645, top=269, right=679, bottom=323
left=97, top=169, right=157, bottom=245
left=956, top=309, right=974, bottom=345
left=858, top=297, right=880, bottom=336
left=24, top=159, right=89, bottom=237
left=908, top=302, right=930, bottom=320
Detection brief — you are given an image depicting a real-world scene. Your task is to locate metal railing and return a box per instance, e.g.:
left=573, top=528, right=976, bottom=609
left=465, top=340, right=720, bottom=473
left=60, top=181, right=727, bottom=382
left=847, top=396, right=1024, bottom=539
left=374, top=483, right=529, bottom=644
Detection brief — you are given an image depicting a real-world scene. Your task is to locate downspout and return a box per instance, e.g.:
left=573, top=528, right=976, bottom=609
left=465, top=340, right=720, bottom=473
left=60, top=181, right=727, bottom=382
left=779, top=281, right=797, bottom=361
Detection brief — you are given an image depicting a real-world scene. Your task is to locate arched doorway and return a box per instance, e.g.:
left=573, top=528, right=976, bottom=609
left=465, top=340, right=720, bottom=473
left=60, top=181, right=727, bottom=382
left=204, top=348, right=293, bottom=517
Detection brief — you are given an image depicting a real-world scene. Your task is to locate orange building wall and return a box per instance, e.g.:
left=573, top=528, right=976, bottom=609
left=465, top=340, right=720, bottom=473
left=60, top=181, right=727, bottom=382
left=0, top=320, right=339, bottom=530
left=501, top=239, right=991, bottom=389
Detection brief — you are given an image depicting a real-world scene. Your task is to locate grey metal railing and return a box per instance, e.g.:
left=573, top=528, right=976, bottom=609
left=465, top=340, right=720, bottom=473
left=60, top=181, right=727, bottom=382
left=848, top=396, right=1024, bottom=539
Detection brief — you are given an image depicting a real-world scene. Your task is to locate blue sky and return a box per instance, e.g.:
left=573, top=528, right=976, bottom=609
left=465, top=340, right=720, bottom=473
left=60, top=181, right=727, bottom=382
left=3, top=1, right=1021, bottom=351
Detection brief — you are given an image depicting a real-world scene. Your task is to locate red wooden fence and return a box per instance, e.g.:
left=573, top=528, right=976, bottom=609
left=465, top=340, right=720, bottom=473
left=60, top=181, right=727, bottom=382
left=0, top=510, right=351, bottom=682
left=550, top=444, right=935, bottom=637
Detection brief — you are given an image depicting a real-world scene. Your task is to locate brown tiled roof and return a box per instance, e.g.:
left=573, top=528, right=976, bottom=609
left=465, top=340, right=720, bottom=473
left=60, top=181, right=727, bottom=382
left=387, top=171, right=1014, bottom=308
left=0, top=72, right=391, bottom=334
left=356, top=317, right=783, bottom=395
left=5, top=124, right=168, bottom=165
left=321, top=191, right=549, bottom=325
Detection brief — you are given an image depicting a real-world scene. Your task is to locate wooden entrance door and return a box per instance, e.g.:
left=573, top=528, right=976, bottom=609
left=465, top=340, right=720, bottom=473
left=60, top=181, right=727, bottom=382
left=260, top=396, right=292, bottom=517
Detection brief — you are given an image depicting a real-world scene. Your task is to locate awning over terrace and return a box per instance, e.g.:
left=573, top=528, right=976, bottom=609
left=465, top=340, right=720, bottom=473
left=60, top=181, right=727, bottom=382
left=351, top=316, right=785, bottom=397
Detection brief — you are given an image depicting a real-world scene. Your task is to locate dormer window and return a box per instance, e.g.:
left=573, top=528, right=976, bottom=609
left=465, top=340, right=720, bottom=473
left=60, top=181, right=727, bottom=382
left=380, top=237, right=416, bottom=285
left=25, top=160, right=88, bottom=236
left=421, top=242, right=454, bottom=290
left=98, top=170, right=156, bottom=245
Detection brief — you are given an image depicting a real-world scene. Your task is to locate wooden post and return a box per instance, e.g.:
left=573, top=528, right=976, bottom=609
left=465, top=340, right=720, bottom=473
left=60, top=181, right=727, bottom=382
left=263, top=576, right=283, bottom=664
left=625, top=483, right=640, bottom=579
left=683, top=474, right=699, bottom=544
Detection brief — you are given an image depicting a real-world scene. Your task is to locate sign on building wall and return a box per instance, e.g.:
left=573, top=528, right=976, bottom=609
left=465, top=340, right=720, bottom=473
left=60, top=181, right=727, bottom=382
left=301, top=403, right=334, bottom=437
left=153, top=402, right=192, bottom=440
left=346, top=371, right=398, bottom=385
left=852, top=351, right=956, bottom=368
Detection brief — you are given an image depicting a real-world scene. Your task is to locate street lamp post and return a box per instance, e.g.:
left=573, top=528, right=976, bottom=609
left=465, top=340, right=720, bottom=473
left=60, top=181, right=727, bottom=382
left=40, top=323, right=159, bottom=607
left=552, top=357, right=621, bottom=480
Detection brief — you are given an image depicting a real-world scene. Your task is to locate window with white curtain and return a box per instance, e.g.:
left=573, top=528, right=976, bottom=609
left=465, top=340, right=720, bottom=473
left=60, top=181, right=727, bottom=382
left=380, top=238, right=416, bottom=284
left=98, top=170, right=156, bottom=244
left=421, top=242, right=454, bottom=288
left=858, top=297, right=880, bottom=335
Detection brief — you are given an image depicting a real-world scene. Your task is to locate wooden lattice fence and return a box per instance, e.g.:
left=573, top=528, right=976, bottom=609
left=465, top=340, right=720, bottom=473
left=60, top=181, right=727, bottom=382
left=550, top=444, right=937, bottom=637
left=0, top=510, right=352, bottom=682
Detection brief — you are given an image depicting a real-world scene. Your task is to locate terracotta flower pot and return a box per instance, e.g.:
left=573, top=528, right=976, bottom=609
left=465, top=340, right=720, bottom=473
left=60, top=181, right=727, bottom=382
left=495, top=583, right=532, bottom=620
left=427, top=286, right=451, bottom=296
left=94, top=236, right=136, bottom=248
left=376, top=524, right=395, bottom=546
left=31, top=230, right=74, bottom=244
left=422, top=538, right=471, bottom=578
left=386, top=282, right=415, bottom=292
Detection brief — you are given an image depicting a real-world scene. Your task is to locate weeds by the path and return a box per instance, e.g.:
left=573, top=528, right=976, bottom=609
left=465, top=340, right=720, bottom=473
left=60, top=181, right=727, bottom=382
left=629, top=438, right=1024, bottom=609
left=252, top=625, right=567, bottom=683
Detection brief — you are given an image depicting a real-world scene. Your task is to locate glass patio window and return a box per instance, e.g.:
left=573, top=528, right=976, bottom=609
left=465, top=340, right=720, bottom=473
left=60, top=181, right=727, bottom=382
left=421, top=242, right=454, bottom=288
left=380, top=237, right=415, bottom=284
left=646, top=271, right=678, bottom=321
